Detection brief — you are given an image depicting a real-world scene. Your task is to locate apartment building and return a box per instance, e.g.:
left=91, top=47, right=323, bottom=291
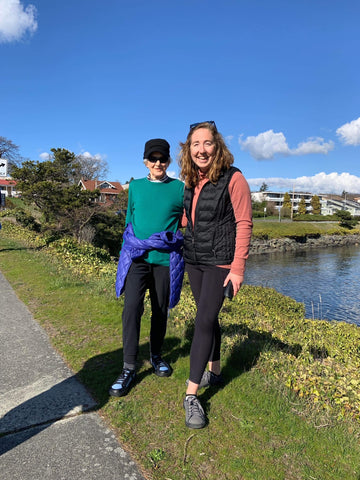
left=251, top=191, right=360, bottom=216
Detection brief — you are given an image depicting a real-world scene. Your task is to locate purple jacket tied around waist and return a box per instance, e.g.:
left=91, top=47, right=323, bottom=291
left=115, top=223, right=184, bottom=308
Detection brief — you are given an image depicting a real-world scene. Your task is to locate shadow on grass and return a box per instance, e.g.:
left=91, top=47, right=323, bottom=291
left=195, top=322, right=328, bottom=415
left=76, top=335, right=184, bottom=405
left=0, top=246, right=34, bottom=252
left=0, top=316, right=327, bottom=455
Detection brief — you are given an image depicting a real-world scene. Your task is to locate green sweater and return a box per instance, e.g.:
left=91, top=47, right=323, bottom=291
left=125, top=177, right=184, bottom=266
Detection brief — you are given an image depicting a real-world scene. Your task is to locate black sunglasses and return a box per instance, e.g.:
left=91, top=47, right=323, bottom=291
left=147, top=155, right=168, bottom=164
left=189, top=120, right=217, bottom=131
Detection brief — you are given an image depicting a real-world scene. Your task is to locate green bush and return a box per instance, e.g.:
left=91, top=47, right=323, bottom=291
left=13, top=208, right=41, bottom=232
left=335, top=210, right=358, bottom=229
left=47, top=236, right=116, bottom=278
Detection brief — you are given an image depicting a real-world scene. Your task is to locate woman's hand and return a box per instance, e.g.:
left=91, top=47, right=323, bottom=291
left=224, top=272, right=244, bottom=297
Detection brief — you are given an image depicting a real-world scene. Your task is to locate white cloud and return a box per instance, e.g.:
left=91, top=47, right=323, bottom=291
left=247, top=172, right=360, bottom=194
left=39, top=152, right=51, bottom=160
left=239, top=130, right=290, bottom=160
left=79, top=151, right=105, bottom=162
left=336, top=117, right=360, bottom=146
left=293, top=137, right=335, bottom=155
left=239, top=129, right=334, bottom=160
left=0, top=0, right=37, bottom=43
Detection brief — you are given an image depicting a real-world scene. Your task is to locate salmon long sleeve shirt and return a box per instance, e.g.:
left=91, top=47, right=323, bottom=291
left=181, top=170, right=253, bottom=276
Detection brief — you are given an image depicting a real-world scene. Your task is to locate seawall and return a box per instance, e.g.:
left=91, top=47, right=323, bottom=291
left=249, top=234, right=360, bottom=255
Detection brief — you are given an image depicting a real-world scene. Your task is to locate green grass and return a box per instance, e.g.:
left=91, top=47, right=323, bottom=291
left=252, top=218, right=360, bottom=239
left=1, top=231, right=360, bottom=479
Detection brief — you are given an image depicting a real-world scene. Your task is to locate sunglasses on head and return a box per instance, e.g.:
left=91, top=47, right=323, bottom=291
left=147, top=155, right=168, bottom=164
left=189, top=120, right=217, bottom=131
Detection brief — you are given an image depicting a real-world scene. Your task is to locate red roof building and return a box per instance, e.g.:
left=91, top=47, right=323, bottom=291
left=0, top=178, right=18, bottom=197
left=78, top=179, right=124, bottom=204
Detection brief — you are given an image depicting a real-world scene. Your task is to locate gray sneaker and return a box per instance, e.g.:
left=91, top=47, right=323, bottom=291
left=183, top=395, right=206, bottom=429
left=186, top=371, right=224, bottom=390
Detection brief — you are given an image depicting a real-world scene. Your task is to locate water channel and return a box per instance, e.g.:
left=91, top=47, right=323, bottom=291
left=244, top=244, right=360, bottom=326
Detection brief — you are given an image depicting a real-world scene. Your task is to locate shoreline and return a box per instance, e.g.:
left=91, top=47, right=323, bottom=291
left=249, top=233, right=360, bottom=255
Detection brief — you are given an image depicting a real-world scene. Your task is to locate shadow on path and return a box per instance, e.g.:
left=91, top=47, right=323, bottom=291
left=1, top=336, right=183, bottom=456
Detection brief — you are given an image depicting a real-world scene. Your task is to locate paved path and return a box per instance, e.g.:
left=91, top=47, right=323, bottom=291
left=0, top=270, right=146, bottom=479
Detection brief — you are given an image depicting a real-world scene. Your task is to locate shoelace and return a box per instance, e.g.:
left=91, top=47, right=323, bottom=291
left=157, top=360, right=168, bottom=370
left=113, top=376, right=125, bottom=387
left=187, top=396, right=204, bottom=417
left=113, top=370, right=131, bottom=387
left=152, top=357, right=169, bottom=370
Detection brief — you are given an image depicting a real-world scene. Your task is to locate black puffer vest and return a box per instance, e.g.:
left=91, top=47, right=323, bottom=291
left=183, top=167, right=239, bottom=265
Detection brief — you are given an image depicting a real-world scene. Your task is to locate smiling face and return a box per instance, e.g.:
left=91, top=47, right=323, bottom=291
left=145, top=151, right=169, bottom=180
left=190, top=127, right=216, bottom=173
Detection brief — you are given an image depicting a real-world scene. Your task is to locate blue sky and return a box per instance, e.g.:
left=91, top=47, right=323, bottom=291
left=1, top=0, right=360, bottom=193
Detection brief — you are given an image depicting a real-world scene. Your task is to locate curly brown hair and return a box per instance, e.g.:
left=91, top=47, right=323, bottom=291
left=178, top=122, right=234, bottom=188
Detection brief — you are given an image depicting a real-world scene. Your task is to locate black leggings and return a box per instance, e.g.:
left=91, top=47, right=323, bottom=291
left=186, top=263, right=229, bottom=384
left=122, top=260, right=170, bottom=369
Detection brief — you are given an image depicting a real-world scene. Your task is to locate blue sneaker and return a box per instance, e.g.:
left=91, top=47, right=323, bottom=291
left=150, top=355, right=173, bottom=377
left=109, top=368, right=136, bottom=397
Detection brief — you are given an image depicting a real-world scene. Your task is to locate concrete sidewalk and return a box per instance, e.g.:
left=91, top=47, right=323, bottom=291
left=0, top=270, right=146, bottom=479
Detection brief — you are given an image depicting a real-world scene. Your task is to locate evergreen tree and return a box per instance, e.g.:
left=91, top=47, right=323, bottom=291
left=311, top=195, right=321, bottom=215
left=336, top=210, right=357, bottom=229
left=297, top=197, right=307, bottom=215
left=283, top=192, right=292, bottom=209
left=11, top=148, right=103, bottom=239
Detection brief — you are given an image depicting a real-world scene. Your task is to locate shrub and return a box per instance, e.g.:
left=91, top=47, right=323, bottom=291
left=335, top=210, right=358, bottom=229
left=13, top=208, right=41, bottom=232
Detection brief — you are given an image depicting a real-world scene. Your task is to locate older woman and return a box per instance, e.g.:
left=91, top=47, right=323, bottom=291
left=178, top=121, right=253, bottom=428
left=110, top=138, right=184, bottom=397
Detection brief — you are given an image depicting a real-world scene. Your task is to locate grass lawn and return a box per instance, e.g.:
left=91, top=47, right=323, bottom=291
left=1, top=232, right=360, bottom=479
left=252, top=218, right=360, bottom=239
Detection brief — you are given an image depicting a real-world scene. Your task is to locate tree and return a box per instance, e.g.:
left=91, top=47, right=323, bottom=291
left=251, top=199, right=266, bottom=217
left=0, top=136, right=23, bottom=172
left=11, top=148, right=104, bottom=240
left=335, top=210, right=357, bottom=229
left=73, top=153, right=109, bottom=182
left=311, top=195, right=321, bottom=215
left=12, top=148, right=80, bottom=219
left=259, top=182, right=268, bottom=192
left=114, top=189, right=129, bottom=211
left=265, top=201, right=277, bottom=216
left=283, top=192, right=292, bottom=209
left=90, top=209, right=126, bottom=256
left=297, top=197, right=307, bottom=215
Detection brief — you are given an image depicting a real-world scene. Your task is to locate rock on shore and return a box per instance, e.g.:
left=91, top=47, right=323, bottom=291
left=249, top=234, right=360, bottom=255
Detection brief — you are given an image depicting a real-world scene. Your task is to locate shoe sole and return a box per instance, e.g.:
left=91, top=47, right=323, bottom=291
left=151, top=361, right=173, bottom=377
left=109, top=386, right=131, bottom=397
left=153, top=368, right=173, bottom=377
left=185, top=420, right=206, bottom=429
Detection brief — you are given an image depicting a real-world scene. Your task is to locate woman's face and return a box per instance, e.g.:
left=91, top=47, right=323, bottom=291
left=190, top=127, right=216, bottom=173
left=145, top=152, right=169, bottom=180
